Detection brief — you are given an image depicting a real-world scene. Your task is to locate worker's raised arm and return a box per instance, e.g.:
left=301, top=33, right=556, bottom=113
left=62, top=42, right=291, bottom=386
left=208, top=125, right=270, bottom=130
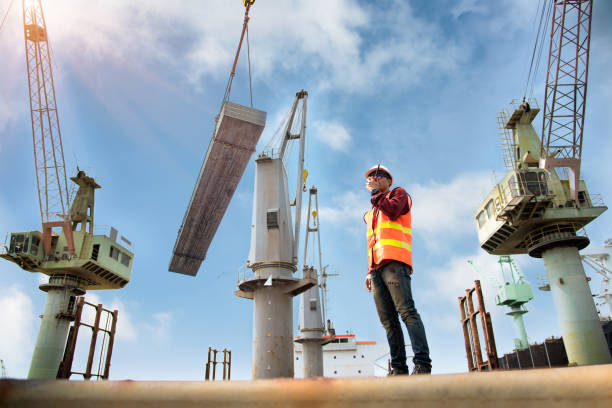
left=371, top=187, right=411, bottom=220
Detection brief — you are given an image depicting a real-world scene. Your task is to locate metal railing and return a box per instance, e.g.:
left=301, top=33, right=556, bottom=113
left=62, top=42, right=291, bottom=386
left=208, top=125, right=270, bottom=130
left=237, top=264, right=249, bottom=284
left=524, top=223, right=587, bottom=249
left=502, top=98, right=540, bottom=120
left=498, top=110, right=516, bottom=170
left=588, top=193, right=605, bottom=207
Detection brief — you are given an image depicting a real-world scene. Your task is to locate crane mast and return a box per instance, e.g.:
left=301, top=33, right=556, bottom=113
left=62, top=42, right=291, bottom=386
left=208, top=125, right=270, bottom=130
left=540, top=0, right=593, bottom=203
left=23, top=0, right=70, bottom=225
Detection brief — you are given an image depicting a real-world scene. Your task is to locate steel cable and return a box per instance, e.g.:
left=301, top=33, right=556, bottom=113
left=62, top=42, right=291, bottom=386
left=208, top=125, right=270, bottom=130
left=0, top=0, right=15, bottom=35
left=247, top=24, right=253, bottom=108
left=524, top=0, right=549, bottom=100
left=529, top=1, right=553, bottom=100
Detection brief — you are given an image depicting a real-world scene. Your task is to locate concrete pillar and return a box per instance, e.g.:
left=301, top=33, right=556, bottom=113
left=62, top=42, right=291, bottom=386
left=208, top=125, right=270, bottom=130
left=28, top=275, right=84, bottom=379
left=541, top=245, right=612, bottom=365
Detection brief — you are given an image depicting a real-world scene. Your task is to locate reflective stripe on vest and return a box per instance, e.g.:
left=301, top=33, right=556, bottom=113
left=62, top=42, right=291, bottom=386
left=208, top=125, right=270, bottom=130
left=364, top=198, right=412, bottom=268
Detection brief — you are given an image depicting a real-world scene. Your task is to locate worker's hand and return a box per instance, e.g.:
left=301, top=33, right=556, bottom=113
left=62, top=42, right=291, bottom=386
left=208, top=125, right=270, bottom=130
left=366, top=177, right=380, bottom=192
left=365, top=274, right=372, bottom=292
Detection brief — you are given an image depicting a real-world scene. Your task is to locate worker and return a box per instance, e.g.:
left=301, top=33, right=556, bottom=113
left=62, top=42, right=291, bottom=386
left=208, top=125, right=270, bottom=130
left=364, top=165, right=432, bottom=375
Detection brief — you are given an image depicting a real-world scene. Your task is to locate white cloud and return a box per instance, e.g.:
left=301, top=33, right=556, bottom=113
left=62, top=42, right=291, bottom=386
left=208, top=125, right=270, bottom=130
left=0, top=96, right=21, bottom=152
left=28, top=0, right=461, bottom=94
left=409, top=171, right=495, bottom=251
left=318, top=190, right=369, bottom=235
left=450, top=0, right=488, bottom=19
left=424, top=251, right=504, bottom=307
left=144, top=312, right=173, bottom=343
left=81, top=294, right=171, bottom=343
left=80, top=293, right=138, bottom=342
left=318, top=171, right=496, bottom=243
left=312, top=121, right=351, bottom=152
left=0, top=286, right=35, bottom=378
left=312, top=1, right=463, bottom=93
left=419, top=250, right=515, bottom=349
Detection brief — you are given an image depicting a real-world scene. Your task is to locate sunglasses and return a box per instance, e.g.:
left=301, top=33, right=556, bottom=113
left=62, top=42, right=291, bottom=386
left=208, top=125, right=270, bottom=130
left=368, top=172, right=389, bottom=179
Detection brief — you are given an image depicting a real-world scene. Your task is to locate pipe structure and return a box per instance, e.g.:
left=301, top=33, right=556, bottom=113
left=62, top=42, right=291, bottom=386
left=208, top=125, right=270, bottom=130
left=28, top=275, right=84, bottom=379
left=237, top=156, right=314, bottom=379
left=237, top=91, right=313, bottom=379
left=541, top=245, right=611, bottom=365
left=295, top=186, right=330, bottom=378
left=507, top=306, right=529, bottom=350
left=2, top=365, right=612, bottom=408
left=296, top=267, right=326, bottom=377
left=251, top=267, right=296, bottom=378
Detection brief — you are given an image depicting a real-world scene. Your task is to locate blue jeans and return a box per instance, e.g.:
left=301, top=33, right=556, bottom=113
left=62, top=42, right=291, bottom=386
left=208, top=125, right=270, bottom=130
left=371, top=261, right=431, bottom=370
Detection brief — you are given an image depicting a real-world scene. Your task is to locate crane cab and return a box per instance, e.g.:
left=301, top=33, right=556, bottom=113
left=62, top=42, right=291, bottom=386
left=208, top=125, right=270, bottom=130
left=475, top=167, right=605, bottom=255
left=1, top=172, right=134, bottom=290
left=1, top=227, right=133, bottom=290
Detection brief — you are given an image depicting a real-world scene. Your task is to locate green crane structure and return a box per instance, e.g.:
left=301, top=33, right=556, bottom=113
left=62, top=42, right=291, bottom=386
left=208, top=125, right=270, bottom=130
left=495, top=256, right=534, bottom=350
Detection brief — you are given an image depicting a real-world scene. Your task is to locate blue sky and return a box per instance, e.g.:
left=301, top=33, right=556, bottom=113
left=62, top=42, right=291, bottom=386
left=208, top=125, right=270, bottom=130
left=1, top=0, right=611, bottom=380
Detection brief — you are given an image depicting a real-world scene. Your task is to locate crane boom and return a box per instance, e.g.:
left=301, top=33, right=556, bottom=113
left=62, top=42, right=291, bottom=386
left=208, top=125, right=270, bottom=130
left=23, top=0, right=70, bottom=225
left=540, top=0, right=593, bottom=202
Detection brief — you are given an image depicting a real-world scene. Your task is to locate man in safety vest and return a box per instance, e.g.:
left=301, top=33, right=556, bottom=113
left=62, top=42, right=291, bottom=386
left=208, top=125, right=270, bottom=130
left=364, top=165, right=432, bottom=375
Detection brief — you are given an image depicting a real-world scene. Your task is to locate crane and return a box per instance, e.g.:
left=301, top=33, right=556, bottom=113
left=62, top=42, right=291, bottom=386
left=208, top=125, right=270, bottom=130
left=581, top=241, right=612, bottom=318
left=474, top=0, right=610, bottom=366
left=468, top=257, right=534, bottom=350
left=22, top=0, right=73, bottom=254
left=1, top=0, right=134, bottom=379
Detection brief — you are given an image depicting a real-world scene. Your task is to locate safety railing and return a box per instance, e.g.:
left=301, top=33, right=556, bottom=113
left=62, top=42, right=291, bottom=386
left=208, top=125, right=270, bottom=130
left=237, top=264, right=249, bottom=284
left=0, top=233, right=10, bottom=255
left=588, top=193, right=605, bottom=207
left=524, top=223, right=587, bottom=249
left=502, top=98, right=539, bottom=120
left=497, top=110, right=516, bottom=170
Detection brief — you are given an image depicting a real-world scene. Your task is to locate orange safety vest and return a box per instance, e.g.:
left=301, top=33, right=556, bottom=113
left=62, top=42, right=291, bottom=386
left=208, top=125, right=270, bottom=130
left=364, top=194, right=412, bottom=268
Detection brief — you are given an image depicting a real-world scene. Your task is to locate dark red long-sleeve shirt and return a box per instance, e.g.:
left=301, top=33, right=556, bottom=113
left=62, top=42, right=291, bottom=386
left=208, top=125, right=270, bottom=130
left=367, top=186, right=412, bottom=273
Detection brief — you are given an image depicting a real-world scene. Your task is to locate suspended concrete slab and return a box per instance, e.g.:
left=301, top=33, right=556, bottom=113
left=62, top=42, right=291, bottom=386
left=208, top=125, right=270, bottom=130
left=169, top=102, right=266, bottom=276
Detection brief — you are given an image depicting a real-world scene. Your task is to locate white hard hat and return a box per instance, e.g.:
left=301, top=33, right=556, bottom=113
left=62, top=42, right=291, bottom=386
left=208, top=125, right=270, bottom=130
left=365, top=165, right=393, bottom=183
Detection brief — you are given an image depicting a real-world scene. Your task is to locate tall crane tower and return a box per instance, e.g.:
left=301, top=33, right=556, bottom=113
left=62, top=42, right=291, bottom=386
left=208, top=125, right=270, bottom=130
left=474, top=0, right=610, bottom=365
left=0, top=0, right=134, bottom=379
left=235, top=90, right=317, bottom=379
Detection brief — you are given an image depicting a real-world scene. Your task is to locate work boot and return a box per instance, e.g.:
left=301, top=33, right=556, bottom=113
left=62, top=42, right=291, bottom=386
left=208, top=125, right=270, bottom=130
left=411, top=364, right=431, bottom=375
left=387, top=367, right=409, bottom=376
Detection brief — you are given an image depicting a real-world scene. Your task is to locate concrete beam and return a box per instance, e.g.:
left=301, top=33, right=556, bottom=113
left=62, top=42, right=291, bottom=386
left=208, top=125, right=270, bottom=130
left=169, top=102, right=266, bottom=276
